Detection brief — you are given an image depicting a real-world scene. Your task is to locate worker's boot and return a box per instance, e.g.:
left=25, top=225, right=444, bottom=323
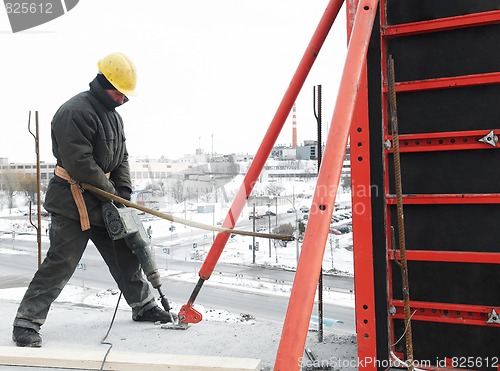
left=133, top=306, right=176, bottom=324
left=12, top=326, right=42, bottom=347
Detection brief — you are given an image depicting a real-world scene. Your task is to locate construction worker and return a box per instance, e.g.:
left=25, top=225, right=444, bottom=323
left=12, top=52, right=173, bottom=347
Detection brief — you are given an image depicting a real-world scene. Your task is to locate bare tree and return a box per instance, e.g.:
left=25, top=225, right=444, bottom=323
left=170, top=180, right=186, bottom=204
left=265, top=183, right=285, bottom=196
left=340, top=174, right=351, bottom=192
left=227, top=160, right=239, bottom=176
left=0, top=170, right=22, bottom=213
left=272, top=223, right=295, bottom=248
left=298, top=220, right=306, bottom=235
left=144, top=181, right=165, bottom=197
left=18, top=175, right=38, bottom=205
left=199, top=184, right=218, bottom=204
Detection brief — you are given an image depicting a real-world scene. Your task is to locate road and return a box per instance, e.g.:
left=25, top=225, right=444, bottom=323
left=0, top=215, right=355, bottom=333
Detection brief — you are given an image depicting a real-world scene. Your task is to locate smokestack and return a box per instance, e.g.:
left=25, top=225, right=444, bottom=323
left=292, top=103, right=297, bottom=149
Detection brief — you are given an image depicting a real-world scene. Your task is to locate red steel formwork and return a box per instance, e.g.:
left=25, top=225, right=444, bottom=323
left=352, top=1, right=500, bottom=370
left=347, top=0, right=379, bottom=368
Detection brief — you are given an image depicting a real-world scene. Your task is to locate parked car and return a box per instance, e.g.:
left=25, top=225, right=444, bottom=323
left=286, top=208, right=295, bottom=213
left=265, top=210, right=276, bottom=216
left=299, top=206, right=310, bottom=213
left=336, top=224, right=352, bottom=234
left=329, top=228, right=342, bottom=235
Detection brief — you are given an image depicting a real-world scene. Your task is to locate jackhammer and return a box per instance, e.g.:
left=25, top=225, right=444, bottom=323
left=101, top=202, right=188, bottom=329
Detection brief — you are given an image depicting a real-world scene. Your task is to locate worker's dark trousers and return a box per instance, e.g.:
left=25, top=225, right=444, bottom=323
left=13, top=213, right=156, bottom=332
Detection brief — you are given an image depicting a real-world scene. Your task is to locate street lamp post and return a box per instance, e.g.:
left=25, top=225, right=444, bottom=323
left=281, top=195, right=300, bottom=265
left=252, top=203, right=256, bottom=264
left=267, top=201, right=272, bottom=258
left=210, top=176, right=215, bottom=242
left=292, top=193, right=298, bottom=265
left=275, top=197, right=278, bottom=227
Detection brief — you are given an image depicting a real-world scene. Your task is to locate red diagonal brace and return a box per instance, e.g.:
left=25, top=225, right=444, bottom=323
left=275, top=0, right=379, bottom=369
left=178, top=0, right=346, bottom=320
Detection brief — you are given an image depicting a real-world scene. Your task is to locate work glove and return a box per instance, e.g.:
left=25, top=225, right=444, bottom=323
left=114, top=186, right=131, bottom=208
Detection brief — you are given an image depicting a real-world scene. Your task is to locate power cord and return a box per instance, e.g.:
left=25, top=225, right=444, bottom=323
left=99, top=291, right=122, bottom=371
left=391, top=310, right=419, bottom=371
left=99, top=236, right=124, bottom=371
left=392, top=310, right=417, bottom=347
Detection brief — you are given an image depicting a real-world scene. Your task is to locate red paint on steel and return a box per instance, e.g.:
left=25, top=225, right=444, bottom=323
left=346, top=0, right=379, bottom=360
left=386, top=193, right=500, bottom=205
left=385, top=129, right=500, bottom=153
left=178, top=305, right=203, bottom=324
left=391, top=299, right=500, bottom=327
left=389, top=250, right=500, bottom=264
left=350, top=65, right=379, bottom=367
left=383, top=10, right=500, bottom=37
left=384, top=72, right=500, bottom=93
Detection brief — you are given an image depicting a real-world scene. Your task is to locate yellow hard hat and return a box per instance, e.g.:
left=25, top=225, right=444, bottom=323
left=97, top=52, right=137, bottom=96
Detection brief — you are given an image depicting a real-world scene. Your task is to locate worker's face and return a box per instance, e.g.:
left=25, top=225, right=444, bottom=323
left=106, top=89, right=126, bottom=105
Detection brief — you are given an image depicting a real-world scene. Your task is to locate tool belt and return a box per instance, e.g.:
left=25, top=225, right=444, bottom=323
left=55, top=165, right=109, bottom=231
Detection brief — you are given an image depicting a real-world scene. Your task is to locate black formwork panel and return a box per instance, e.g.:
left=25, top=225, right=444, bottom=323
left=386, top=24, right=500, bottom=81
left=386, top=0, right=500, bottom=24
left=396, top=85, right=500, bottom=134
left=392, top=320, right=499, bottom=368
left=369, top=1, right=500, bottom=369
left=390, top=260, right=500, bottom=306
left=388, top=150, right=500, bottom=194
left=389, top=203, right=500, bottom=254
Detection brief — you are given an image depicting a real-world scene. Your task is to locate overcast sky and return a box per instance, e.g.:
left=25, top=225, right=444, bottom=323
left=0, top=0, right=348, bottom=163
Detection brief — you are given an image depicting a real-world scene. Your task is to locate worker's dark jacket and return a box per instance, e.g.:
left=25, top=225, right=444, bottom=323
left=44, top=77, right=132, bottom=227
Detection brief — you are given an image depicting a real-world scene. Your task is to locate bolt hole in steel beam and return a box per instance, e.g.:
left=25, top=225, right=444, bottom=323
left=319, top=204, right=326, bottom=211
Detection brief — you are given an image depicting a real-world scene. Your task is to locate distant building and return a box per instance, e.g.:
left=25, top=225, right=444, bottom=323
left=0, top=159, right=55, bottom=190
left=271, top=146, right=296, bottom=160
left=296, top=140, right=321, bottom=160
